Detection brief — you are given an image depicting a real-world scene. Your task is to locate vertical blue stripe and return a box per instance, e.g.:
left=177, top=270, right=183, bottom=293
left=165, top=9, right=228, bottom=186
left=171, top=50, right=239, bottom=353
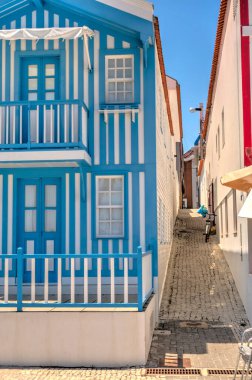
left=88, top=37, right=94, bottom=158
left=36, top=9, right=44, bottom=50
left=69, top=172, right=75, bottom=254
left=78, top=38, right=84, bottom=101
left=5, top=23, right=10, bottom=101
left=2, top=175, right=8, bottom=254
left=100, top=115, right=106, bottom=165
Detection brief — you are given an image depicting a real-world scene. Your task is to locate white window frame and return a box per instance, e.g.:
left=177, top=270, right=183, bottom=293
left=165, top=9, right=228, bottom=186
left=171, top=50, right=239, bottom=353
left=96, top=175, right=124, bottom=238
left=105, top=54, right=134, bottom=104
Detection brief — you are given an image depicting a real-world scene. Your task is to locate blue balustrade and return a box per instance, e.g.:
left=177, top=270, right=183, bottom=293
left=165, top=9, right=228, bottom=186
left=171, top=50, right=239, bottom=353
left=0, top=247, right=153, bottom=312
left=0, top=100, right=89, bottom=151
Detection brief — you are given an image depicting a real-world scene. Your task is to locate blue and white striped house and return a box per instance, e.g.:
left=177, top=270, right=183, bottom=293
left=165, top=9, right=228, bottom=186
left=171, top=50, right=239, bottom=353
left=0, top=0, right=182, bottom=367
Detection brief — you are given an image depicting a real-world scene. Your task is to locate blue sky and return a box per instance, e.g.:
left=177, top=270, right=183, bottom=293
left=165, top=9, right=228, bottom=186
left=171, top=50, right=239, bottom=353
left=152, top=0, right=220, bottom=152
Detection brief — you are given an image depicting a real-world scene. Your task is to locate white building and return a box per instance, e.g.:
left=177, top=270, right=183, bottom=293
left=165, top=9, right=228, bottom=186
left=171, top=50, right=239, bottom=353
left=199, top=0, right=252, bottom=323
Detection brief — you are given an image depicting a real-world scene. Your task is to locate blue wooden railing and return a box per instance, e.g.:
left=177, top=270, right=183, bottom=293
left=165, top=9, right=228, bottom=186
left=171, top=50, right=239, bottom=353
left=0, top=247, right=153, bottom=312
left=0, top=100, right=89, bottom=150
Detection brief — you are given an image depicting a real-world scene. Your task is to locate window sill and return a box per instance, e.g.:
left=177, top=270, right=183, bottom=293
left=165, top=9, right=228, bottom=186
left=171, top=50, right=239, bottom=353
left=100, top=103, right=139, bottom=110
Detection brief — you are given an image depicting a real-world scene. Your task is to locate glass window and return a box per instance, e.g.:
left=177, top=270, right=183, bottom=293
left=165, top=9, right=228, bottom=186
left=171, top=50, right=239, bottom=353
left=45, top=185, right=56, bottom=207
left=29, top=79, right=38, bottom=91
left=96, top=176, right=124, bottom=237
left=46, top=78, right=55, bottom=90
left=45, top=64, right=55, bottom=76
left=45, top=210, right=56, bottom=232
left=25, top=185, right=36, bottom=208
left=28, top=65, right=38, bottom=77
left=106, top=55, right=134, bottom=104
left=25, top=210, right=37, bottom=232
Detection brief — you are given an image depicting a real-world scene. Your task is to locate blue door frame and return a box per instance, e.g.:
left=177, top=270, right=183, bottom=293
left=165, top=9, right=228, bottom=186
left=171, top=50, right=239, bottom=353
left=21, top=56, right=60, bottom=143
left=17, top=177, right=62, bottom=283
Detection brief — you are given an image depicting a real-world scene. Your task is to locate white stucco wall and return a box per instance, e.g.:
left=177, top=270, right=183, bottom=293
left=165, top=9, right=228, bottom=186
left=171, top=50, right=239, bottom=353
left=155, top=51, right=181, bottom=307
left=200, top=1, right=252, bottom=323
left=0, top=296, right=156, bottom=367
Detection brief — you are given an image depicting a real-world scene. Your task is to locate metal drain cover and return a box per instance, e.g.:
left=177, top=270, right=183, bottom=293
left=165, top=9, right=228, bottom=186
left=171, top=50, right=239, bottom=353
left=179, top=321, right=209, bottom=328
left=146, top=368, right=201, bottom=376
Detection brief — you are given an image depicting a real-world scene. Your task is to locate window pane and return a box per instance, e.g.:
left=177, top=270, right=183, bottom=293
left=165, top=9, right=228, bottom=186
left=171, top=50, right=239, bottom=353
left=125, top=69, right=132, bottom=79
left=98, top=178, right=109, bottom=191
left=108, top=93, right=116, bottom=102
left=25, top=210, right=36, bottom=232
left=117, top=82, right=124, bottom=91
left=108, top=59, right=115, bottom=68
left=108, top=82, right=116, bottom=91
left=111, top=178, right=122, bottom=191
left=111, top=192, right=123, bottom=205
left=125, top=82, right=133, bottom=91
left=98, top=192, right=110, bottom=206
left=28, top=92, right=38, bottom=101
left=111, top=222, right=123, bottom=236
left=116, top=69, right=124, bottom=79
left=99, top=208, right=110, bottom=221
left=112, top=208, right=123, bottom=221
left=45, top=64, right=55, bottom=76
left=99, top=222, right=110, bottom=235
left=46, top=92, right=55, bottom=100
left=125, top=92, right=133, bottom=102
left=29, top=78, right=38, bottom=91
left=117, top=59, right=123, bottom=68
left=125, top=58, right=132, bottom=68
left=25, top=185, right=36, bottom=207
left=45, top=185, right=56, bottom=207
left=46, top=78, right=55, bottom=90
left=28, top=65, right=38, bottom=77
left=45, top=210, right=56, bottom=232
left=117, top=92, right=124, bottom=102
left=108, top=69, right=115, bottom=79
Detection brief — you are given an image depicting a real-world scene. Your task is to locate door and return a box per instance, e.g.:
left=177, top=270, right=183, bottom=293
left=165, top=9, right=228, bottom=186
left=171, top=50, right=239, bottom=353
left=21, top=57, right=60, bottom=143
left=17, top=178, right=61, bottom=283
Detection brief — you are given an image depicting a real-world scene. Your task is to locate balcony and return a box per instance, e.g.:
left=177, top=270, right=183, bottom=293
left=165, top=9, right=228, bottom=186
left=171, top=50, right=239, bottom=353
left=0, top=100, right=90, bottom=165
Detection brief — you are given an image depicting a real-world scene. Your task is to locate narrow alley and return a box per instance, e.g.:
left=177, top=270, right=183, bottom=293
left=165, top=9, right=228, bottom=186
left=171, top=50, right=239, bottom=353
left=148, top=209, right=249, bottom=369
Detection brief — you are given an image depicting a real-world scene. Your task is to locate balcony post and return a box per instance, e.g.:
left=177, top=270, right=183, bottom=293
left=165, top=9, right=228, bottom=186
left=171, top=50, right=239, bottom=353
left=17, top=247, right=23, bottom=312
left=27, top=104, right=31, bottom=149
left=137, top=246, right=143, bottom=311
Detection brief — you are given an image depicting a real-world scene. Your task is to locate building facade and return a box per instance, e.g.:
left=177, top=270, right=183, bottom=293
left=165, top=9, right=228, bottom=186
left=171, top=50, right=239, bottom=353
left=0, top=0, right=182, bottom=366
left=199, top=0, right=252, bottom=324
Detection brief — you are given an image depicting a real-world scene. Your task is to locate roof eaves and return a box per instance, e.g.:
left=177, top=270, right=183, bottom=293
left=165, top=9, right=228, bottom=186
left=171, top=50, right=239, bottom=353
left=154, top=16, right=174, bottom=136
left=202, top=0, right=229, bottom=140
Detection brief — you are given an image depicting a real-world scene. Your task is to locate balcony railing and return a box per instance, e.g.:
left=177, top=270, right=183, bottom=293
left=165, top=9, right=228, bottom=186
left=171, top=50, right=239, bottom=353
left=0, top=247, right=153, bottom=312
left=0, top=100, right=89, bottom=150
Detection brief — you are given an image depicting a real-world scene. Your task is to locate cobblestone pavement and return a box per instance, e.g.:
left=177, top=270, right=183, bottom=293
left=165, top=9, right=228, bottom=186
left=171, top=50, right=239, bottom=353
left=147, top=209, right=250, bottom=369
left=0, top=209, right=250, bottom=380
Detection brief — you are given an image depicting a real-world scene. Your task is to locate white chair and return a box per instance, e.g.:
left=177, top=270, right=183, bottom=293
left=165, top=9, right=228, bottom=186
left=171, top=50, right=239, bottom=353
left=234, top=328, right=252, bottom=380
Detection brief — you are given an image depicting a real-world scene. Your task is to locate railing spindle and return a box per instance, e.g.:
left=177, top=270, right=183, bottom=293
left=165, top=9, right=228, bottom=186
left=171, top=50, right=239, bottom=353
left=64, top=104, right=68, bottom=143
left=4, top=258, right=9, bottom=303
left=71, top=104, right=74, bottom=142
left=6, top=106, right=9, bottom=144
left=97, top=258, right=102, bottom=303
left=0, top=107, right=2, bottom=144
left=44, top=257, right=49, bottom=303
left=31, top=256, right=36, bottom=303
left=137, top=247, right=143, bottom=312
left=43, top=105, right=46, bottom=143
left=50, top=104, right=53, bottom=143
left=12, top=106, right=16, bottom=144
left=70, top=258, right=75, bottom=303
left=17, top=247, right=23, bottom=312
left=84, top=257, right=88, bottom=303
left=19, top=106, right=22, bottom=144
left=110, top=258, right=115, bottom=304
left=124, top=258, right=128, bottom=304
left=57, top=258, right=62, bottom=303
left=57, top=104, right=60, bottom=143
left=36, top=105, right=39, bottom=143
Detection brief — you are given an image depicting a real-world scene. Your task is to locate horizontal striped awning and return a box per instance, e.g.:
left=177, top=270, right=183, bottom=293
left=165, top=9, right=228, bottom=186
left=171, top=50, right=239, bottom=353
left=220, top=165, right=252, bottom=193
left=0, top=26, right=94, bottom=40
left=0, top=26, right=94, bottom=70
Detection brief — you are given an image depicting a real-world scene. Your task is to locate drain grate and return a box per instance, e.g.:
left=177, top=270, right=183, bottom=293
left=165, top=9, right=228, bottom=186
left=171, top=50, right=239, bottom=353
left=208, top=369, right=252, bottom=375
left=146, top=368, right=201, bottom=376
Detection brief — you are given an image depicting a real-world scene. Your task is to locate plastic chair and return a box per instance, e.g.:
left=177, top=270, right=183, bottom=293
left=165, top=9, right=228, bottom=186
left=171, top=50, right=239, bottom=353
left=234, top=328, right=252, bottom=380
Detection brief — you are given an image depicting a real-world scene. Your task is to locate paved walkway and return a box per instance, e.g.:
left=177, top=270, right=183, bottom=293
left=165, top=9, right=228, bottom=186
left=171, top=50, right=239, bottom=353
left=147, top=209, right=250, bottom=369
left=0, top=209, right=250, bottom=379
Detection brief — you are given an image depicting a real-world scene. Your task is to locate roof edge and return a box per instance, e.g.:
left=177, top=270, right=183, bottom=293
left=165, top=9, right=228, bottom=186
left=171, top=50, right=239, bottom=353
left=202, top=0, right=229, bottom=139
left=154, top=16, right=174, bottom=136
